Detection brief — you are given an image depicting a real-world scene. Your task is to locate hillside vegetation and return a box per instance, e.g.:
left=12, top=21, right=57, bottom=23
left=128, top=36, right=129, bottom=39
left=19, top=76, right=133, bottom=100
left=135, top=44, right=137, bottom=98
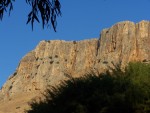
left=26, top=62, right=150, bottom=113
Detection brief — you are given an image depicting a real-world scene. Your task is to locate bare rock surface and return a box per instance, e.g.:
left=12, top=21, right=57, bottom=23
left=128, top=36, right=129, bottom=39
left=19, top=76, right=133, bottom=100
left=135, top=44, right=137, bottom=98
left=0, top=20, right=150, bottom=113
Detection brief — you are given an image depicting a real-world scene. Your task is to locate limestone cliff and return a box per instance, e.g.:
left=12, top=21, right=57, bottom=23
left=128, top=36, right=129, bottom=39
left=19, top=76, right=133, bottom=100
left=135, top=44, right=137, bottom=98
left=0, top=20, right=150, bottom=113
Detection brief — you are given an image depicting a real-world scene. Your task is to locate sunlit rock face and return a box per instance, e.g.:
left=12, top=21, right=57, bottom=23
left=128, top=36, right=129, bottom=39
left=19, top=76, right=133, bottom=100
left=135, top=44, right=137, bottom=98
left=97, top=20, right=150, bottom=68
left=0, top=20, right=150, bottom=113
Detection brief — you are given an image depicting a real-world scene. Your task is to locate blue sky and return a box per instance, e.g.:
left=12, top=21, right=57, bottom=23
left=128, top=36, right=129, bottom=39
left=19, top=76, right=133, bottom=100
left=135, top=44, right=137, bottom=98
left=1, top=0, right=150, bottom=87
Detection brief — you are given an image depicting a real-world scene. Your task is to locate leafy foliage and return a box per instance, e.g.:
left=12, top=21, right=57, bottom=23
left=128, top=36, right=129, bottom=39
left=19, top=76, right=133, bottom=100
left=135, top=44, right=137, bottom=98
left=0, top=0, right=61, bottom=31
left=26, top=62, right=150, bottom=113
left=26, top=0, right=61, bottom=31
left=0, top=0, right=15, bottom=20
left=125, top=62, right=150, bottom=113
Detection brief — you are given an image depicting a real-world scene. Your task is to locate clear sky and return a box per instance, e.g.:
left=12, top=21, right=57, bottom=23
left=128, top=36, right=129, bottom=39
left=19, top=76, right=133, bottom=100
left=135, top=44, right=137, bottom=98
left=1, top=0, right=150, bottom=87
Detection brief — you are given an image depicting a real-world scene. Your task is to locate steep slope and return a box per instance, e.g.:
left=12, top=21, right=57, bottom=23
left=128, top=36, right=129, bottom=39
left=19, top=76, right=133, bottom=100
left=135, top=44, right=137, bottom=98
left=0, top=20, right=150, bottom=113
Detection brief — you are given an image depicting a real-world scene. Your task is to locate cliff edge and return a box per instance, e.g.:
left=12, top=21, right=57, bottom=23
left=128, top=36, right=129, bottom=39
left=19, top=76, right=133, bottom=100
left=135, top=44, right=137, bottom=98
left=0, top=20, right=150, bottom=113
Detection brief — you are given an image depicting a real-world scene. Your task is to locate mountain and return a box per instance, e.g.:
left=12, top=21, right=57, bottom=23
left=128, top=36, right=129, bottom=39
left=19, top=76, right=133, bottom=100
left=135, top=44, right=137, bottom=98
left=0, top=20, right=150, bottom=113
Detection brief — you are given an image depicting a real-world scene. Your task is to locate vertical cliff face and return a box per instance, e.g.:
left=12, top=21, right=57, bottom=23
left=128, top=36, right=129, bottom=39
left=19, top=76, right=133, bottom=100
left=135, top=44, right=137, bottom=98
left=96, top=21, right=150, bottom=70
left=0, top=20, right=150, bottom=113
left=0, top=39, right=99, bottom=99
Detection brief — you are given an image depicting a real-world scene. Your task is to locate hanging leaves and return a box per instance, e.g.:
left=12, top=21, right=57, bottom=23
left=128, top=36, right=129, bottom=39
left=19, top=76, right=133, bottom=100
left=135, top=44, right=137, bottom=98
left=0, top=0, right=61, bottom=31
left=26, top=0, right=61, bottom=31
left=0, top=0, right=15, bottom=20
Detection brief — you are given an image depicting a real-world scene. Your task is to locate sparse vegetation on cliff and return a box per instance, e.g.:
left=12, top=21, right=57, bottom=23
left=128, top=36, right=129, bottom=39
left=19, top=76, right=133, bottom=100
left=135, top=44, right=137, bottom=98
left=26, top=62, right=150, bottom=113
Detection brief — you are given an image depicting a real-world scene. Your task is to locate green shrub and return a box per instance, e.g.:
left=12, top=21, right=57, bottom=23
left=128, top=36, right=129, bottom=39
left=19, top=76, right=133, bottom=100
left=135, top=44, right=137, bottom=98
left=125, top=62, right=150, bottom=113
left=26, top=62, right=150, bottom=113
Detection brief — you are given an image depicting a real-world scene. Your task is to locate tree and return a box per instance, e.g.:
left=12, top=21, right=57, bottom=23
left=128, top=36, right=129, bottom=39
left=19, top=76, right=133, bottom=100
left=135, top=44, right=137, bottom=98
left=26, top=62, right=150, bottom=113
left=0, top=0, right=61, bottom=31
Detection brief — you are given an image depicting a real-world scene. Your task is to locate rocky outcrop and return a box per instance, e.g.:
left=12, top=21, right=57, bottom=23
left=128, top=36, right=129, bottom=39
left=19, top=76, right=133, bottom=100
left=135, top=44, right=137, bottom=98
left=97, top=20, right=150, bottom=68
left=0, top=20, right=150, bottom=113
left=0, top=39, right=99, bottom=99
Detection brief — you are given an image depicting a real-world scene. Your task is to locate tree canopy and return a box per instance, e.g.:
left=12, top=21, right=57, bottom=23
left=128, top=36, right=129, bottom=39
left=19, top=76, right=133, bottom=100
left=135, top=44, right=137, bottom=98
left=0, top=0, right=61, bottom=31
left=26, top=62, right=150, bottom=113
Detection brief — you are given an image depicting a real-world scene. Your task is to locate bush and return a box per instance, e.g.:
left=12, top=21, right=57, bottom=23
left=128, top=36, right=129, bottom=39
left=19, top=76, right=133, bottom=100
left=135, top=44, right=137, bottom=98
left=125, top=62, right=150, bottom=113
left=26, top=62, right=150, bottom=113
